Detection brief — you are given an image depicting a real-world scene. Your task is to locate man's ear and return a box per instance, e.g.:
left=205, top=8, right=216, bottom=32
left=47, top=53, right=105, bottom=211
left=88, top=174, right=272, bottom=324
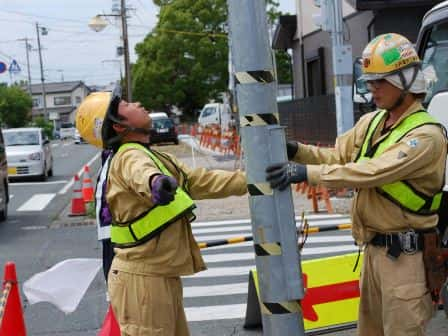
left=112, top=123, right=126, bottom=133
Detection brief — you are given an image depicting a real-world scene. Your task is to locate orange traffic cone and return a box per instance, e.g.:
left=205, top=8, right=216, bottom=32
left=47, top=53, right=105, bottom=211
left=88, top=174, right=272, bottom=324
left=0, top=262, right=26, bottom=336
left=69, top=174, right=86, bottom=216
left=98, top=305, right=120, bottom=336
left=82, top=166, right=94, bottom=203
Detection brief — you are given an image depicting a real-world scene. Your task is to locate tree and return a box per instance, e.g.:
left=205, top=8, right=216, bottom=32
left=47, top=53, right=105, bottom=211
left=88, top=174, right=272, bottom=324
left=133, top=0, right=282, bottom=119
left=0, top=85, right=32, bottom=127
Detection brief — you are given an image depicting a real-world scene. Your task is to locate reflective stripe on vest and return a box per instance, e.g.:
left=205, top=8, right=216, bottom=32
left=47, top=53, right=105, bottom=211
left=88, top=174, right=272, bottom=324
left=356, top=110, right=442, bottom=215
left=111, top=143, right=196, bottom=247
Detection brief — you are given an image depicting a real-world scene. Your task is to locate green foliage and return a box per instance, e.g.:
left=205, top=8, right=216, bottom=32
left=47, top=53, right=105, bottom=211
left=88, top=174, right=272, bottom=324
left=0, top=85, right=32, bottom=128
left=133, top=0, right=281, bottom=118
left=30, top=116, right=54, bottom=139
left=276, top=50, right=293, bottom=84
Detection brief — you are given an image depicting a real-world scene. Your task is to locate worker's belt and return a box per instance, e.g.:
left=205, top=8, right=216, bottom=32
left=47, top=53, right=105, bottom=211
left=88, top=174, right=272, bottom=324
left=370, top=230, right=429, bottom=259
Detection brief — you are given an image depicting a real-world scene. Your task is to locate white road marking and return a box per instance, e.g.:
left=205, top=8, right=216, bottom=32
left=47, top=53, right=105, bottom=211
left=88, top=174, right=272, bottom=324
left=16, top=193, right=55, bottom=212
left=192, top=214, right=350, bottom=228
left=184, top=282, right=247, bottom=298
left=51, top=143, right=59, bottom=148
left=10, top=180, right=68, bottom=186
left=21, top=225, right=47, bottom=230
left=185, top=304, right=246, bottom=322
left=202, top=245, right=357, bottom=263
left=184, top=265, right=254, bottom=278
left=58, top=151, right=101, bottom=194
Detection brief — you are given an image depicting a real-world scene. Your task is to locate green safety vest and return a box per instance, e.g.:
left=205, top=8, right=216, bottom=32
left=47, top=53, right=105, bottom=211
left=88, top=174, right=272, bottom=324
left=111, top=143, right=196, bottom=247
left=356, top=110, right=443, bottom=215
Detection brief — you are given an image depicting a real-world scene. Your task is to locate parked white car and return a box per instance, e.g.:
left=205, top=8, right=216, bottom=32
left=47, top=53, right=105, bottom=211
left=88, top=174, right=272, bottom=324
left=3, top=128, right=53, bottom=181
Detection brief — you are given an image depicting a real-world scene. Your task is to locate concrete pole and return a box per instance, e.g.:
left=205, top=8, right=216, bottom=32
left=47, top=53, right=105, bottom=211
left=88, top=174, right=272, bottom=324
left=35, top=23, right=48, bottom=119
left=17, top=38, right=32, bottom=95
left=120, top=0, right=132, bottom=102
left=227, top=1, right=305, bottom=335
left=326, top=0, right=354, bottom=135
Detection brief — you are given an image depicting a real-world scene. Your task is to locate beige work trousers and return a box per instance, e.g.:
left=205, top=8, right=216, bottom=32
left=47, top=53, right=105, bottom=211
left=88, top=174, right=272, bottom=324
left=108, top=269, right=189, bottom=336
left=358, top=245, right=434, bottom=336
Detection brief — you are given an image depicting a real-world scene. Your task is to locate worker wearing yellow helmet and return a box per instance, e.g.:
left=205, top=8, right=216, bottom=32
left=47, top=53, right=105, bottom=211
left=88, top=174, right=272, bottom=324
left=266, top=33, right=447, bottom=335
left=76, top=86, right=247, bottom=335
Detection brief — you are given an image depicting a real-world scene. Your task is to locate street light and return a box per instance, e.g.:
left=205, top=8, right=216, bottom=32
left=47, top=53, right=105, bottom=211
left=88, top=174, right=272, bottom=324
left=89, top=0, right=132, bottom=102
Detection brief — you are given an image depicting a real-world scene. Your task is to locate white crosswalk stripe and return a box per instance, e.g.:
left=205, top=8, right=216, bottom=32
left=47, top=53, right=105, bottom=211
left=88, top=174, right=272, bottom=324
left=184, top=213, right=355, bottom=323
left=16, top=193, right=56, bottom=212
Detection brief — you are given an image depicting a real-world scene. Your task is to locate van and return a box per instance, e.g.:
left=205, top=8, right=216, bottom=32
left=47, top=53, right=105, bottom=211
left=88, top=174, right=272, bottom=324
left=59, top=122, right=76, bottom=140
left=198, top=103, right=232, bottom=130
left=0, top=130, right=9, bottom=221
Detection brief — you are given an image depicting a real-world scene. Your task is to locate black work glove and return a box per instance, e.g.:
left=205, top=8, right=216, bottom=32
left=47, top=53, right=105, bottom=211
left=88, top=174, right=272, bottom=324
left=266, top=162, right=307, bottom=191
left=287, top=141, right=299, bottom=160
left=151, top=175, right=178, bottom=205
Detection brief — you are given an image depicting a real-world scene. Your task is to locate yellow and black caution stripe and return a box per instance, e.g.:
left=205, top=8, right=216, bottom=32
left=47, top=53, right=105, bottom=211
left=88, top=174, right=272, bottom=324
left=254, top=242, right=282, bottom=256
left=0, top=282, right=11, bottom=324
left=235, top=70, right=275, bottom=84
left=247, top=183, right=273, bottom=196
left=198, top=223, right=352, bottom=249
left=261, top=300, right=302, bottom=315
left=240, top=113, right=279, bottom=127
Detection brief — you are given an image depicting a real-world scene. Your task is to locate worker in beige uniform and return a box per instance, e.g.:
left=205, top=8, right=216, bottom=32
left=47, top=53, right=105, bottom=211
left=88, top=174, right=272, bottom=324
left=266, top=34, right=448, bottom=336
left=75, top=86, right=247, bottom=336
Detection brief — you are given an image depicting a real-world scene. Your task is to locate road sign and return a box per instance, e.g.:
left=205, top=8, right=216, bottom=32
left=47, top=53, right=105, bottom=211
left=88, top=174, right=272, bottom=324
left=0, top=62, right=6, bottom=74
left=246, top=252, right=363, bottom=333
left=8, top=60, right=21, bottom=74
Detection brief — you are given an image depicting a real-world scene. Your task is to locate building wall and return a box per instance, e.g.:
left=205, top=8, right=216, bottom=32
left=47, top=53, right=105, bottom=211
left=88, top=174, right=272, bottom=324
left=292, top=10, right=373, bottom=99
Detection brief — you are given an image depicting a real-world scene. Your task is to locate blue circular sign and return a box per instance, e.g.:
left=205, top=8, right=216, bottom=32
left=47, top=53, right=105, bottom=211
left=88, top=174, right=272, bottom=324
left=0, top=62, right=6, bottom=74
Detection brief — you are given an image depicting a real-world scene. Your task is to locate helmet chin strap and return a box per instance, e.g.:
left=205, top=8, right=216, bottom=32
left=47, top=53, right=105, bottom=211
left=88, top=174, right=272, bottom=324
left=105, top=115, right=151, bottom=149
left=387, top=66, right=419, bottom=112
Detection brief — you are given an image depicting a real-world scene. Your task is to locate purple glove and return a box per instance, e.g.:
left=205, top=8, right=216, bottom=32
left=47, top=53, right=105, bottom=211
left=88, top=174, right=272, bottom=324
left=151, top=175, right=178, bottom=205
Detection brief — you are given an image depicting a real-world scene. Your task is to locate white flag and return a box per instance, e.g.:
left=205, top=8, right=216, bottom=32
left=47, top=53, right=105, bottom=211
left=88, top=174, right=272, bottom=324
left=23, top=258, right=102, bottom=314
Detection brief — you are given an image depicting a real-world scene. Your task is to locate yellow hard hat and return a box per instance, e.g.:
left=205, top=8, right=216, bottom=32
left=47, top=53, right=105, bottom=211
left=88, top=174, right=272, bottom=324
left=75, top=85, right=121, bottom=149
left=361, top=33, right=420, bottom=81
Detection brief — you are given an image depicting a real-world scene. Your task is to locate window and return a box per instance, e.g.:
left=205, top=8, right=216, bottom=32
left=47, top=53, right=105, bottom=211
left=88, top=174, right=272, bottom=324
left=306, top=48, right=326, bottom=97
left=54, top=96, right=71, bottom=106
left=32, top=98, right=41, bottom=107
left=201, top=107, right=216, bottom=118
left=421, top=20, right=448, bottom=105
left=75, top=96, right=81, bottom=104
left=351, top=0, right=439, bottom=10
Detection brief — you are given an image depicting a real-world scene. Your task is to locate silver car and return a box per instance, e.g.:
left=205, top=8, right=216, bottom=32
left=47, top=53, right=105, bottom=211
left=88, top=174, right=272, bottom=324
left=3, top=128, right=53, bottom=181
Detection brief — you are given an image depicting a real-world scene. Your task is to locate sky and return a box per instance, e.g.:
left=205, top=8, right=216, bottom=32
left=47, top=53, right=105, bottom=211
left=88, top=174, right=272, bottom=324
left=0, top=0, right=295, bottom=87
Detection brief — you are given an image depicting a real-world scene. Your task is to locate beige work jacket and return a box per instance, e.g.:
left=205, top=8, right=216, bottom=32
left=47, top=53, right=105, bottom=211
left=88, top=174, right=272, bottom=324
left=106, top=144, right=247, bottom=277
left=293, top=101, right=447, bottom=243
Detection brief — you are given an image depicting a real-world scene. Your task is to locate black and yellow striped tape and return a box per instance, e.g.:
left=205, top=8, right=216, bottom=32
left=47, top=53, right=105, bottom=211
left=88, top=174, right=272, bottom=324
left=254, top=242, right=282, bottom=256
left=261, top=300, right=302, bottom=315
left=235, top=70, right=275, bottom=84
left=247, top=183, right=273, bottom=196
left=241, top=113, right=279, bottom=127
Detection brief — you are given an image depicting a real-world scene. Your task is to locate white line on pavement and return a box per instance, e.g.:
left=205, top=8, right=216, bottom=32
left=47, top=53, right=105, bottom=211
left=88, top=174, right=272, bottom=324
left=184, top=282, right=248, bottom=298
left=16, top=194, right=55, bottom=212
left=10, top=180, right=68, bottom=186
left=184, top=265, right=253, bottom=278
left=185, top=304, right=246, bottom=322
left=58, top=152, right=101, bottom=195
left=192, top=214, right=350, bottom=228
left=202, top=245, right=357, bottom=263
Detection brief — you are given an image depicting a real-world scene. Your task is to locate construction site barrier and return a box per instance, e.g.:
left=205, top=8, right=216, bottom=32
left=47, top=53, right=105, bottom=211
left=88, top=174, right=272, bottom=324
left=0, top=262, right=26, bottom=336
left=198, top=223, right=352, bottom=249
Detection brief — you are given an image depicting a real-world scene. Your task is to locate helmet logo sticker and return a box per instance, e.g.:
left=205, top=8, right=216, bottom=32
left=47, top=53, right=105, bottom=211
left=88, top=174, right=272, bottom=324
left=382, top=48, right=401, bottom=66
left=406, top=139, right=419, bottom=148
left=94, top=117, right=103, bottom=140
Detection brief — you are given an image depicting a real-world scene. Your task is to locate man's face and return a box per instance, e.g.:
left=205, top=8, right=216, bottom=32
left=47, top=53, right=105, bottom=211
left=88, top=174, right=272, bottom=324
left=367, top=79, right=403, bottom=110
left=117, top=100, right=152, bottom=130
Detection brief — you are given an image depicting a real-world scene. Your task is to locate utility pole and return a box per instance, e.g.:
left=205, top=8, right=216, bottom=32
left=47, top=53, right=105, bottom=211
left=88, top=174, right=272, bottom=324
left=35, top=23, right=48, bottom=119
left=17, top=38, right=32, bottom=95
left=120, top=0, right=132, bottom=102
left=227, top=1, right=305, bottom=335
left=315, top=0, right=354, bottom=134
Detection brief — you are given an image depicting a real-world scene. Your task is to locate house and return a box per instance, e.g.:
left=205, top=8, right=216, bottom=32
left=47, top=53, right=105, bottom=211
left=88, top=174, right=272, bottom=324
left=30, top=81, right=91, bottom=129
left=273, top=0, right=442, bottom=144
